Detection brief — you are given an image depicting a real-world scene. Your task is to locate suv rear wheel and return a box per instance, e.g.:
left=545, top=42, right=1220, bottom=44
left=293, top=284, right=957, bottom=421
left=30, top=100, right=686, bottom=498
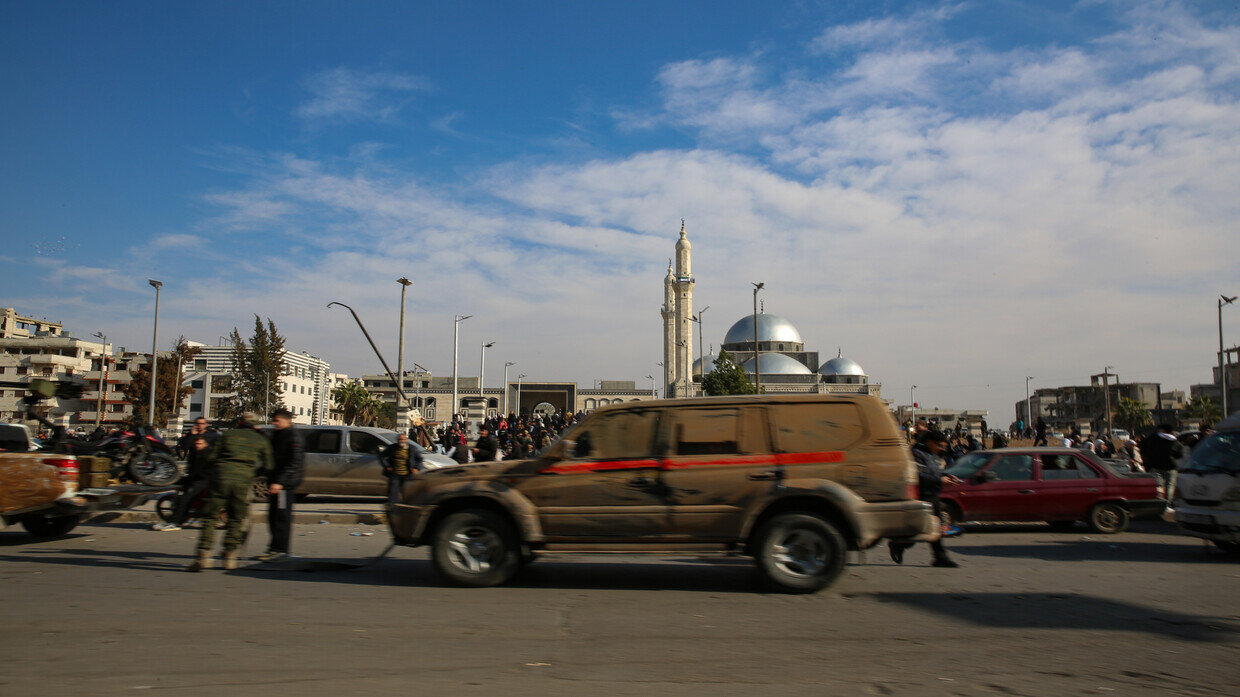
left=753, top=513, right=846, bottom=594
left=431, top=509, right=520, bottom=587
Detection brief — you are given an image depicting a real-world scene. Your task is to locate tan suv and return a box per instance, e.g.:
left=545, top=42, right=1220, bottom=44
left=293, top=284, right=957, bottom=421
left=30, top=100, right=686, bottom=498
left=388, top=395, right=938, bottom=593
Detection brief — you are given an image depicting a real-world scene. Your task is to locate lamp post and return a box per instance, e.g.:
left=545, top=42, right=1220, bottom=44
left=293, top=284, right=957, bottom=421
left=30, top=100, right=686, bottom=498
left=93, top=331, right=108, bottom=427
left=452, top=314, right=472, bottom=423
left=1102, top=366, right=1115, bottom=436
left=1025, top=376, right=1034, bottom=433
left=503, top=361, right=516, bottom=416
left=396, top=278, right=412, bottom=426
left=656, top=362, right=665, bottom=399
left=480, top=341, right=495, bottom=419
left=645, top=374, right=656, bottom=398
left=752, top=283, right=764, bottom=393
left=517, top=374, right=527, bottom=416
left=412, top=362, right=427, bottom=411
left=676, top=340, right=687, bottom=398
left=147, top=279, right=163, bottom=428
left=691, top=305, right=709, bottom=396
left=1221, top=295, right=1237, bottom=417
left=910, top=385, right=917, bottom=427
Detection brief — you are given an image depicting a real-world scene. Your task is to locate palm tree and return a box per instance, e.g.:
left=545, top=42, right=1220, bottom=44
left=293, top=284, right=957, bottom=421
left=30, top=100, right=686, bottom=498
left=1185, top=396, right=1222, bottom=428
left=331, top=381, right=371, bottom=425
left=1114, top=397, right=1152, bottom=435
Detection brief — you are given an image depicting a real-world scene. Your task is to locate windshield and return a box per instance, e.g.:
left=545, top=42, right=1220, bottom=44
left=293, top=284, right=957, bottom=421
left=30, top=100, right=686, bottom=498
left=1182, top=432, right=1240, bottom=475
left=946, top=451, right=990, bottom=478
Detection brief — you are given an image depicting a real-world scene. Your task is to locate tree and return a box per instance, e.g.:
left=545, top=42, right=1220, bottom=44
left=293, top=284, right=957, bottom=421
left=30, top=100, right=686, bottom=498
left=332, top=380, right=371, bottom=426
left=701, top=349, right=757, bottom=396
left=1114, top=397, right=1152, bottom=435
left=1185, top=396, right=1222, bottom=428
left=123, top=336, right=202, bottom=428
left=222, top=315, right=287, bottom=421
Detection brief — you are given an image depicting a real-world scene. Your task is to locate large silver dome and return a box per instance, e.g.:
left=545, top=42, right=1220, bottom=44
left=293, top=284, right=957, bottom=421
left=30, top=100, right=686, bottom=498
left=818, top=356, right=866, bottom=377
left=724, top=314, right=804, bottom=346
left=693, top=354, right=721, bottom=376
left=741, top=353, right=813, bottom=375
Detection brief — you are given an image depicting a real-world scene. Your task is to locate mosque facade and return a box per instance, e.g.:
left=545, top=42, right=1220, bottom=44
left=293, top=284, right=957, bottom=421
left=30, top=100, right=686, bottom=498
left=661, top=224, right=882, bottom=400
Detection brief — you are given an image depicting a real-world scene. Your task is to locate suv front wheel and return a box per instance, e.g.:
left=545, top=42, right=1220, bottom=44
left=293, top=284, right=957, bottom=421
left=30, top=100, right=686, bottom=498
left=753, top=513, right=846, bottom=594
left=430, top=509, right=520, bottom=587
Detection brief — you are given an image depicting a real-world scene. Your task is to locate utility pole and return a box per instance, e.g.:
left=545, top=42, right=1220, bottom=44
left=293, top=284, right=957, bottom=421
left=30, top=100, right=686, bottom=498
left=1092, top=367, right=1116, bottom=436
left=93, top=332, right=108, bottom=428
left=1221, top=295, right=1237, bottom=417
left=397, top=278, right=412, bottom=429
left=452, top=315, right=472, bottom=423
left=910, top=385, right=917, bottom=427
left=752, top=282, right=764, bottom=393
left=1025, top=376, right=1034, bottom=433
left=691, top=306, right=709, bottom=396
left=147, top=279, right=163, bottom=428
left=503, top=361, right=515, bottom=416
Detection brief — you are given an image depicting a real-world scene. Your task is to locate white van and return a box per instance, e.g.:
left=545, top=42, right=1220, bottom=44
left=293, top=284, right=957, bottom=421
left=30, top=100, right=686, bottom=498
left=1172, top=412, right=1240, bottom=558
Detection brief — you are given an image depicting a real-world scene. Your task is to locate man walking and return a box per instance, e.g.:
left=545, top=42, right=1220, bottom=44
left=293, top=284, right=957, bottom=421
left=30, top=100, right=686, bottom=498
left=382, top=432, right=422, bottom=503
left=255, top=408, right=304, bottom=562
left=473, top=425, right=499, bottom=463
left=185, top=411, right=273, bottom=572
left=1138, top=424, right=1184, bottom=500
left=889, top=431, right=961, bottom=568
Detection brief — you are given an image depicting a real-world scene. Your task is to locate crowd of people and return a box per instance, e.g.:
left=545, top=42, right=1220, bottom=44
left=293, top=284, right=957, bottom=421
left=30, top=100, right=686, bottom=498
left=429, top=410, right=585, bottom=464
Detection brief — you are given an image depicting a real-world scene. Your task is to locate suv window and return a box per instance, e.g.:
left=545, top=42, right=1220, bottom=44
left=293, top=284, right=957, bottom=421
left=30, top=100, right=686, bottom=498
left=674, top=409, right=740, bottom=456
left=988, top=454, right=1033, bottom=481
left=768, top=403, right=863, bottom=453
left=348, top=430, right=387, bottom=455
left=303, top=429, right=342, bottom=454
left=1041, top=454, right=1100, bottom=480
left=573, top=410, right=658, bottom=459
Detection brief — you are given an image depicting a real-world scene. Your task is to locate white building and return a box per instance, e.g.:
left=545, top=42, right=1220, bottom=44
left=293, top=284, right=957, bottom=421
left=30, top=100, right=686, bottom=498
left=177, top=343, right=333, bottom=425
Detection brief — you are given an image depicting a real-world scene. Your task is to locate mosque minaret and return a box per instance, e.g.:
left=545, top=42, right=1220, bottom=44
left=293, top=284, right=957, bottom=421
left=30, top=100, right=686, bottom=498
left=662, top=220, right=695, bottom=397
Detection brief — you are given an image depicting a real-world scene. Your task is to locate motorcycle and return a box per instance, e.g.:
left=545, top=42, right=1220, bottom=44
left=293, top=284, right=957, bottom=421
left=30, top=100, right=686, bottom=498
left=48, top=427, right=181, bottom=487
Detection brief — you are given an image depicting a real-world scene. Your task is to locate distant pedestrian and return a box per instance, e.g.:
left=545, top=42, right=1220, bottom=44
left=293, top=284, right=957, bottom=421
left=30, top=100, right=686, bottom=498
left=473, top=425, right=499, bottom=462
left=185, top=412, right=272, bottom=572
left=889, top=431, right=960, bottom=568
left=1138, top=424, right=1184, bottom=500
left=255, top=408, right=304, bottom=562
left=1035, top=417, right=1048, bottom=447
left=1121, top=439, right=1144, bottom=472
left=382, top=432, right=422, bottom=503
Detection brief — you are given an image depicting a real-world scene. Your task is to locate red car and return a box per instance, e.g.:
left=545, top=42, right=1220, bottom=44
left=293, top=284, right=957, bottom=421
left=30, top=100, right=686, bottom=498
left=941, top=448, right=1164, bottom=533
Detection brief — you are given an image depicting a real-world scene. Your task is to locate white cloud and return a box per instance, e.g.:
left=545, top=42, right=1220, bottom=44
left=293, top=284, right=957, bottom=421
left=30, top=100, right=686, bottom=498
left=295, top=67, right=431, bottom=123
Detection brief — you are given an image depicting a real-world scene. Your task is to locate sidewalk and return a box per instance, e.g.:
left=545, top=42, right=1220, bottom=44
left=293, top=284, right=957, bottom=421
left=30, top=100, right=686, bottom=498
left=88, top=495, right=390, bottom=526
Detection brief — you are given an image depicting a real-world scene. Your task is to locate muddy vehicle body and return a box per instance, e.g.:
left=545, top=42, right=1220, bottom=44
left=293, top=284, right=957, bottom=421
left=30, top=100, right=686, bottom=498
left=388, top=394, right=937, bottom=593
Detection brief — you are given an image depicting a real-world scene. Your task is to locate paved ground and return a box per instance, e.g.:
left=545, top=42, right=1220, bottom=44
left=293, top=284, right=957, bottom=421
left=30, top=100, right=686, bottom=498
left=0, top=517, right=1236, bottom=697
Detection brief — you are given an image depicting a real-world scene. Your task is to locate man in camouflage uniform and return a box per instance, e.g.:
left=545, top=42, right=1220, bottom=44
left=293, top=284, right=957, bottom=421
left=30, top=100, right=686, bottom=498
left=186, top=411, right=273, bottom=572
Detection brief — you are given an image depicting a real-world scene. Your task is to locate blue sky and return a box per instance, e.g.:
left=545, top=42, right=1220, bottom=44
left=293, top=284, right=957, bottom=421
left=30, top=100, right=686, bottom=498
left=2, top=1, right=1239, bottom=420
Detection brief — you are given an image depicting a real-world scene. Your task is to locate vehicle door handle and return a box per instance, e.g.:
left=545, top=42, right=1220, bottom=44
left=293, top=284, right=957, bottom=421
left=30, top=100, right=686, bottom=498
left=1018, top=489, right=1035, bottom=494
left=629, top=476, right=656, bottom=488
left=748, top=471, right=781, bottom=481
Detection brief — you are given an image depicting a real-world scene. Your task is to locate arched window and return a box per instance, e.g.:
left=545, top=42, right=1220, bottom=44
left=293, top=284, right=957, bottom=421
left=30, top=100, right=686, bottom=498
left=584, top=398, right=596, bottom=410
left=425, top=397, right=436, bottom=406
left=487, top=398, right=499, bottom=409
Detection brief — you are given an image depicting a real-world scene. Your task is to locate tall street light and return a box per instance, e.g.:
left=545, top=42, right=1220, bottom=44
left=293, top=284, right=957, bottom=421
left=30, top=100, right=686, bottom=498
left=752, top=283, right=764, bottom=393
left=93, top=331, right=108, bottom=428
left=396, top=278, right=412, bottom=426
left=691, top=305, right=709, bottom=396
left=452, top=314, right=472, bottom=423
left=677, top=340, right=687, bottom=398
left=412, top=362, right=428, bottom=412
left=1102, top=366, right=1115, bottom=436
left=1221, top=295, right=1237, bottom=417
left=480, top=340, right=495, bottom=415
left=645, top=374, right=656, bottom=399
left=503, top=361, right=516, bottom=416
left=147, top=279, right=163, bottom=428
left=1025, top=376, right=1034, bottom=432
left=516, top=374, right=527, bottom=416
left=656, top=362, right=665, bottom=399
left=910, top=385, right=918, bottom=426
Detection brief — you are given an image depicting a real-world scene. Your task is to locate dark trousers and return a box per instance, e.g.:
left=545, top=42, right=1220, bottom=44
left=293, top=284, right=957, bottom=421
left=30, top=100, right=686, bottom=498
left=891, top=497, right=951, bottom=561
left=387, top=475, right=413, bottom=503
left=171, top=478, right=209, bottom=525
left=267, top=487, right=296, bottom=553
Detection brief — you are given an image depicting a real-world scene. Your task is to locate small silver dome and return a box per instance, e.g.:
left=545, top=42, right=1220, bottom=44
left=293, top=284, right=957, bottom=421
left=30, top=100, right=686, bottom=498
left=818, top=356, right=865, bottom=377
left=741, top=353, right=813, bottom=375
left=724, top=314, right=804, bottom=346
left=693, top=354, right=721, bottom=376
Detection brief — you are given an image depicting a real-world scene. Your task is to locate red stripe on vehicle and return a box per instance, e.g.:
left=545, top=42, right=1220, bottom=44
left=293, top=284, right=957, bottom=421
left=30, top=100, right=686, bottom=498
left=545, top=451, right=846, bottom=474
left=775, top=451, right=846, bottom=466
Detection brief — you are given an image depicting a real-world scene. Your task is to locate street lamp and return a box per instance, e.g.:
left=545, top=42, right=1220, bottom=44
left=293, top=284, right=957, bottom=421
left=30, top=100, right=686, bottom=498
left=752, top=283, right=764, bottom=393
left=1025, top=376, right=1034, bottom=433
left=396, top=278, right=412, bottom=425
left=691, top=305, right=709, bottom=396
left=517, top=374, right=527, bottom=416
left=1221, top=295, right=1237, bottom=417
left=910, top=385, right=918, bottom=426
left=645, top=374, right=656, bottom=399
left=412, top=362, right=428, bottom=411
left=147, top=279, right=163, bottom=428
left=480, top=340, right=495, bottom=416
left=452, top=314, right=472, bottom=423
left=93, top=331, right=108, bottom=427
left=677, top=340, right=687, bottom=398
left=656, top=362, right=665, bottom=399
left=1103, top=366, right=1115, bottom=436
left=503, top=361, right=516, bottom=416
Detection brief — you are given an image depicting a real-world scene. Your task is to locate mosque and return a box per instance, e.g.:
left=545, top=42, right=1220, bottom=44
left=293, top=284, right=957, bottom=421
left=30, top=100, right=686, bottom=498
left=661, top=222, right=882, bottom=399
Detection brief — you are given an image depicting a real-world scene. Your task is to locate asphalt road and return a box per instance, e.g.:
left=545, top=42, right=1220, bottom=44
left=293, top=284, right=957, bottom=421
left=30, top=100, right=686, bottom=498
left=0, top=518, right=1236, bottom=697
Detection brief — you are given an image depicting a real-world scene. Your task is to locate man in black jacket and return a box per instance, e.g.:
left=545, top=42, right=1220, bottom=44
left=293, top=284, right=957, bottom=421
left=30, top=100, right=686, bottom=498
left=889, top=431, right=961, bottom=568
left=473, top=425, right=499, bottom=462
left=1138, top=424, right=1184, bottom=500
left=256, top=408, right=304, bottom=561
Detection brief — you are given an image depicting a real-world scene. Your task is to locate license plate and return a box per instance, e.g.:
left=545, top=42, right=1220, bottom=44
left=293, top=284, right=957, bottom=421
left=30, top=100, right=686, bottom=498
left=1179, top=513, right=1214, bottom=525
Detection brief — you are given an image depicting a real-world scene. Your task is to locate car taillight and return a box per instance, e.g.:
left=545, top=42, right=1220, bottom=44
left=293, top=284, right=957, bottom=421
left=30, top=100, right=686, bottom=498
left=43, top=457, right=79, bottom=493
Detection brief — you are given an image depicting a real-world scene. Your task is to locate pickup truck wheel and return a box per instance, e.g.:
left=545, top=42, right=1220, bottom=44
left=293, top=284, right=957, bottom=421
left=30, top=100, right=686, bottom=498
left=1087, top=503, right=1129, bottom=534
left=128, top=453, right=180, bottom=486
left=753, top=513, right=846, bottom=594
left=431, top=509, right=520, bottom=587
left=21, top=514, right=82, bottom=538
left=1213, top=541, right=1240, bottom=558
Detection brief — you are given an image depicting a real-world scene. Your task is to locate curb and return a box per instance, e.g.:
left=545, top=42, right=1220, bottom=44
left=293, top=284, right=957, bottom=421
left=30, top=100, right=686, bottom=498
left=87, top=511, right=388, bottom=526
